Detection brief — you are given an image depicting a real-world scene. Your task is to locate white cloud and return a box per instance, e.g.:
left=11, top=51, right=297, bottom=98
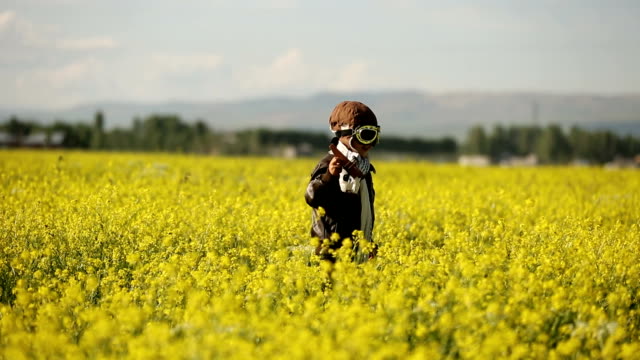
left=7, top=57, right=109, bottom=108
left=329, top=61, right=369, bottom=91
left=243, top=48, right=307, bottom=90
left=374, top=0, right=420, bottom=9
left=149, top=53, right=223, bottom=73
left=117, top=52, right=226, bottom=101
left=0, top=10, right=51, bottom=48
left=1, top=48, right=229, bottom=108
left=56, top=36, right=119, bottom=50
left=2, top=42, right=376, bottom=107
left=1, top=10, right=118, bottom=53
left=0, top=11, right=124, bottom=106
left=0, top=10, right=16, bottom=31
left=18, top=0, right=83, bottom=3
left=272, top=48, right=302, bottom=69
left=46, top=58, right=104, bottom=87
left=262, top=0, right=299, bottom=9
left=425, top=5, right=527, bottom=32
left=237, top=48, right=377, bottom=97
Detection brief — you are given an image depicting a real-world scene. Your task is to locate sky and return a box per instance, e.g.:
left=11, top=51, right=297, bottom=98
left=1, top=0, right=639, bottom=109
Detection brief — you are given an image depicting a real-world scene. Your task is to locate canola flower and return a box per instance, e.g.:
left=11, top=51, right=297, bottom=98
left=0, top=150, right=639, bottom=359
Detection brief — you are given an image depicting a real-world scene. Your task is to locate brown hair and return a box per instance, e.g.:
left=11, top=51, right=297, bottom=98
left=329, top=101, right=378, bottom=131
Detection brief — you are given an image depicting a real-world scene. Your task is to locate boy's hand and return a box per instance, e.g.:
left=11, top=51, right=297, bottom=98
left=328, top=156, right=343, bottom=176
left=328, top=144, right=364, bottom=178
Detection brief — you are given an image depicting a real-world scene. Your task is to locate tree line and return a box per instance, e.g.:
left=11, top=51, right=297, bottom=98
left=1, top=112, right=639, bottom=164
left=463, top=124, right=640, bottom=164
left=0, top=112, right=457, bottom=157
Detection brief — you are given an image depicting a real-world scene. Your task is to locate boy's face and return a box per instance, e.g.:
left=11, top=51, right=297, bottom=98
left=340, top=136, right=373, bottom=157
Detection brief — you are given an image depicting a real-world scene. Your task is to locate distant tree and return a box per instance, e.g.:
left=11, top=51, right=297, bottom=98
left=135, top=114, right=201, bottom=152
left=568, top=126, right=591, bottom=160
left=103, top=128, right=135, bottom=150
left=5, top=116, right=33, bottom=139
left=618, top=135, right=640, bottom=158
left=51, top=121, right=92, bottom=148
left=536, top=124, right=571, bottom=164
left=91, top=110, right=105, bottom=150
left=589, top=131, right=618, bottom=163
left=437, top=137, right=457, bottom=153
left=245, top=129, right=262, bottom=155
left=463, top=125, right=489, bottom=155
left=5, top=112, right=636, bottom=162
left=192, top=120, right=212, bottom=153
left=510, top=125, right=541, bottom=156
left=488, top=124, right=512, bottom=160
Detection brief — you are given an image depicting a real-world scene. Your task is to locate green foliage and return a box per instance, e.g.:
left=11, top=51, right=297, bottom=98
left=90, top=111, right=105, bottom=150
left=463, top=124, right=640, bottom=164
left=3, top=114, right=638, bottom=163
left=377, top=135, right=457, bottom=155
left=536, top=125, right=572, bottom=164
left=1, top=116, right=458, bottom=157
left=463, top=126, right=488, bottom=155
left=51, top=121, right=93, bottom=148
left=4, top=116, right=35, bottom=137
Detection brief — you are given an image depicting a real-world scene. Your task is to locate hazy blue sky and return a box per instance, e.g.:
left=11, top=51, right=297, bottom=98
left=1, top=0, right=639, bottom=108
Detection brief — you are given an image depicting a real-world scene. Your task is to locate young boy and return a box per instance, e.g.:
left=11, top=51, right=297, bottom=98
left=304, top=101, right=381, bottom=262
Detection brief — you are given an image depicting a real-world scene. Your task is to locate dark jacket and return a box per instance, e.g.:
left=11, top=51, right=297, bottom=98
left=304, top=147, right=376, bottom=257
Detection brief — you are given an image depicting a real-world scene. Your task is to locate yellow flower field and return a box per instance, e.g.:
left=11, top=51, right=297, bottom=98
left=1, top=150, right=639, bottom=359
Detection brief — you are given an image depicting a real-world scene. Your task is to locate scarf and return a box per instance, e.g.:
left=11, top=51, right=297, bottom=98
left=333, top=141, right=373, bottom=243
left=335, top=141, right=370, bottom=193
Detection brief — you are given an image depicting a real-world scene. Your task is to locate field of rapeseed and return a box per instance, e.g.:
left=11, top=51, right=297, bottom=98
left=1, top=150, right=639, bottom=359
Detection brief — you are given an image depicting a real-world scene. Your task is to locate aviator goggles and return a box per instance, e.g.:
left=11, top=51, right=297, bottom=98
left=335, top=125, right=381, bottom=146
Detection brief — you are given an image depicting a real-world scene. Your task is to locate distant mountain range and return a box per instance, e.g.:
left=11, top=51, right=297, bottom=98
left=2, top=91, right=639, bottom=140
